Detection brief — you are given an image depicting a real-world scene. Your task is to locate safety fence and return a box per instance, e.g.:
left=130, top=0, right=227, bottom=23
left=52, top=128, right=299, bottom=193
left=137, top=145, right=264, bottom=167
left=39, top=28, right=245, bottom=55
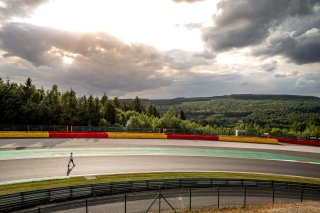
left=0, top=125, right=231, bottom=135
left=1, top=178, right=320, bottom=212
left=1, top=124, right=320, bottom=146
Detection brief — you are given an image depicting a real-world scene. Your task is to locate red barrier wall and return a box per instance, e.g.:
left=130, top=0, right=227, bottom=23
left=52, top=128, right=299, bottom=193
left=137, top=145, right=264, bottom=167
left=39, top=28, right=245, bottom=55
left=167, top=134, right=219, bottom=140
left=277, top=137, right=320, bottom=147
left=49, top=132, right=108, bottom=138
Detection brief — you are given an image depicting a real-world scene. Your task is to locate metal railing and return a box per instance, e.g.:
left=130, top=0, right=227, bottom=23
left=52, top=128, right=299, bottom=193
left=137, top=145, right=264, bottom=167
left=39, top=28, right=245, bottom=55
left=1, top=178, right=320, bottom=212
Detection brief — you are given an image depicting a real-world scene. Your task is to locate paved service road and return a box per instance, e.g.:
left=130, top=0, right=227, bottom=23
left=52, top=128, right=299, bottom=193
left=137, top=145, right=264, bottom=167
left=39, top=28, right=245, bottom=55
left=1, top=139, right=320, bottom=183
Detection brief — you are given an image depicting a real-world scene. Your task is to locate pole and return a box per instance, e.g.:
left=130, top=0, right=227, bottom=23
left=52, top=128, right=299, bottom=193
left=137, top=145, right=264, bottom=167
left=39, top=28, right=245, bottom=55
left=244, top=186, right=247, bottom=207
left=125, top=194, right=127, bottom=213
left=272, top=188, right=275, bottom=204
left=189, top=188, right=192, bottom=211
left=300, top=188, right=304, bottom=202
left=86, top=199, right=88, bottom=213
left=159, top=191, right=161, bottom=213
left=217, top=187, right=220, bottom=209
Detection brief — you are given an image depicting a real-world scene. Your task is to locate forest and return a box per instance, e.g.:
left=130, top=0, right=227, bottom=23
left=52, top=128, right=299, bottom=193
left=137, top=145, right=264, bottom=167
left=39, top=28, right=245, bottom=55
left=0, top=78, right=319, bottom=138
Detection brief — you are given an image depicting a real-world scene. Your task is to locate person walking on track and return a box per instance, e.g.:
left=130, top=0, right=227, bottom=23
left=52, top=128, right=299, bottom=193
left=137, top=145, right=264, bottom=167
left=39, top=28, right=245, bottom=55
left=68, top=152, right=75, bottom=167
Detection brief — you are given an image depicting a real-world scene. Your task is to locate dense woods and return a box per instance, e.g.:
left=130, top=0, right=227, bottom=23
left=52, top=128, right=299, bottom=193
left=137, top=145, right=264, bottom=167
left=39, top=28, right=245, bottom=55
left=0, top=78, right=319, bottom=138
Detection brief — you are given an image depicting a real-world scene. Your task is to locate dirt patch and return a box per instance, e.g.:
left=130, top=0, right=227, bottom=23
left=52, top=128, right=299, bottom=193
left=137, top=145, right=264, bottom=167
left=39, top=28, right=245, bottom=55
left=179, top=201, right=320, bottom=213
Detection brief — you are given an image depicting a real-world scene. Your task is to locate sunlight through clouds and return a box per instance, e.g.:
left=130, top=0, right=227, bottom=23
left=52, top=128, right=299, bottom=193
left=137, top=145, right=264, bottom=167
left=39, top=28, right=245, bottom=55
left=0, top=0, right=319, bottom=98
left=27, top=0, right=217, bottom=51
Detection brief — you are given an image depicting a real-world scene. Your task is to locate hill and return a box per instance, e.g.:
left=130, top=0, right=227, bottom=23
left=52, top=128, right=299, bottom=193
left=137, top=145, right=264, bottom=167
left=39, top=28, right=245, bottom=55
left=135, top=94, right=320, bottom=130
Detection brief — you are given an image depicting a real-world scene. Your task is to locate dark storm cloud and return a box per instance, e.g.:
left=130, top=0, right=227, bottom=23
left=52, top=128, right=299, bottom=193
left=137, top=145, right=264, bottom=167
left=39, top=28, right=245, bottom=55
left=254, top=28, right=320, bottom=64
left=0, top=22, right=173, bottom=95
left=0, top=0, right=48, bottom=21
left=202, top=0, right=320, bottom=51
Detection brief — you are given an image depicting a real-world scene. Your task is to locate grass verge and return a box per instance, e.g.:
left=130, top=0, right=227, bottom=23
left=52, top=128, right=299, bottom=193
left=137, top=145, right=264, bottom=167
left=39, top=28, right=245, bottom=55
left=1, top=172, right=320, bottom=196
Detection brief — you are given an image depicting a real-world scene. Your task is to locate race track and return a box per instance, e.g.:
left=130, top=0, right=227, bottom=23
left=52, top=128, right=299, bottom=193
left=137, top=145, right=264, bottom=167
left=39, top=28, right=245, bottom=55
left=0, top=139, right=320, bottom=183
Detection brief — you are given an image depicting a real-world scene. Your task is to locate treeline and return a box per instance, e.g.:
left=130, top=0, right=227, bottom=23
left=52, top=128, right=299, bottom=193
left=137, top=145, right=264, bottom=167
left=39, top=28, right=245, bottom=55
left=1, top=78, right=319, bottom=138
left=0, top=78, right=161, bottom=126
left=0, top=78, right=211, bottom=133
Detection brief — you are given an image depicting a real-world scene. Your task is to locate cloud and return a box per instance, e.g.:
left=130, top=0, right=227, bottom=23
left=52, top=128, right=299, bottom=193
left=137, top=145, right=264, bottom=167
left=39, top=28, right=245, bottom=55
left=274, top=74, right=287, bottom=78
left=202, top=0, right=320, bottom=52
left=0, top=0, right=49, bottom=21
left=254, top=28, right=320, bottom=64
left=176, top=22, right=203, bottom=30
left=261, top=61, right=277, bottom=72
left=172, top=0, right=205, bottom=3
left=0, top=22, right=173, bottom=96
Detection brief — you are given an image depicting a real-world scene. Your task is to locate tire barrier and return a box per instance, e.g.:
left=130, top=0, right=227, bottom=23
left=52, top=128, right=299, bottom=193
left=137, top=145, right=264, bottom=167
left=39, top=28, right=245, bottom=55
left=167, top=134, right=219, bottom=140
left=49, top=132, right=108, bottom=138
left=107, top=132, right=167, bottom=139
left=219, top=136, right=278, bottom=144
left=0, top=131, right=49, bottom=138
left=277, top=137, right=320, bottom=147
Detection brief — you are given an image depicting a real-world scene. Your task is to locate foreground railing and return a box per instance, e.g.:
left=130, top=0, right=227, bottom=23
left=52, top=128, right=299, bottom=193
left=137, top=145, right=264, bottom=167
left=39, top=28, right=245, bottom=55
left=1, top=178, right=320, bottom=212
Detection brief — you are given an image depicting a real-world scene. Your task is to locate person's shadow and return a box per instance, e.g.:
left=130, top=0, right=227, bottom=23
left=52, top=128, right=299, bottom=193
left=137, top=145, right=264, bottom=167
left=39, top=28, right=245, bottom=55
left=67, top=164, right=75, bottom=176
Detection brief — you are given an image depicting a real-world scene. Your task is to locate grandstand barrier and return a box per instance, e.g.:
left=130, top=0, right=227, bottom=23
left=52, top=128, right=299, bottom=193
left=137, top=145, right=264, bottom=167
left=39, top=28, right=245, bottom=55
left=107, top=132, right=167, bottom=139
left=49, top=132, right=108, bottom=138
left=167, top=134, right=219, bottom=140
left=0, top=131, right=49, bottom=138
left=219, top=136, right=278, bottom=144
left=277, top=137, right=320, bottom=147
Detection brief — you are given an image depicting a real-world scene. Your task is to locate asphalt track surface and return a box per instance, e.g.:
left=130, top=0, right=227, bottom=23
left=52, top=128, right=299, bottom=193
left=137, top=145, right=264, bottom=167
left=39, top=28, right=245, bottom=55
left=1, top=139, right=320, bottom=183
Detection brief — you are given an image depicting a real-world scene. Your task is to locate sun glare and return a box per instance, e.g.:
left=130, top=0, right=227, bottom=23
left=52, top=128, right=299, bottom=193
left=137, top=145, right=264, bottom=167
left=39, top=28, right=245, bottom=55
left=27, top=0, right=218, bottom=51
left=62, top=56, right=74, bottom=65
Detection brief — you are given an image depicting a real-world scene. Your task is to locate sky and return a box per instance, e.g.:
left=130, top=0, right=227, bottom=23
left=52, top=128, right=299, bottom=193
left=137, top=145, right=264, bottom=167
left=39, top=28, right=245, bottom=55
left=0, top=0, right=319, bottom=98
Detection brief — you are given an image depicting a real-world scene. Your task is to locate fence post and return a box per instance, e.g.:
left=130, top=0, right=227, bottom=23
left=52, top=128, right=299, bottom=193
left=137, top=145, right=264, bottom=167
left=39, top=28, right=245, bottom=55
left=21, top=192, right=24, bottom=206
left=124, top=194, right=127, bottom=213
left=272, top=188, right=275, bottom=204
left=300, top=188, right=304, bottom=202
left=244, top=186, right=247, bottom=207
left=86, top=199, right=88, bottom=213
left=111, top=183, right=113, bottom=195
left=189, top=188, right=192, bottom=211
left=38, top=207, right=41, bottom=213
left=159, top=190, right=161, bottom=213
left=217, top=187, right=220, bottom=209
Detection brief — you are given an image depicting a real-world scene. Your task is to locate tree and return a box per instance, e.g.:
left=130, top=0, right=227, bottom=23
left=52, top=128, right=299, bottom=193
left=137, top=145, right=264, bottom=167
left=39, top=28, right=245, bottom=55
left=106, top=102, right=116, bottom=125
left=158, top=107, right=181, bottom=128
left=41, top=85, right=61, bottom=124
left=147, top=105, right=159, bottom=117
left=114, top=97, right=120, bottom=108
left=60, top=89, right=78, bottom=125
left=133, top=96, right=143, bottom=113
left=179, top=110, right=186, bottom=120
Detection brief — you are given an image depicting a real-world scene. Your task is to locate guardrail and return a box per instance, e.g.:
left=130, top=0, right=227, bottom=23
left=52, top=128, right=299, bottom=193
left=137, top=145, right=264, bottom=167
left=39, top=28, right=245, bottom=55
left=1, top=178, right=320, bottom=212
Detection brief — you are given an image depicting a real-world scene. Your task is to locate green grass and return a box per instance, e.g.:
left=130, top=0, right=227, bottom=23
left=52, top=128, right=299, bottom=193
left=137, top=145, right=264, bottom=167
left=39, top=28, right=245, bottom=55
left=1, top=172, right=320, bottom=196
